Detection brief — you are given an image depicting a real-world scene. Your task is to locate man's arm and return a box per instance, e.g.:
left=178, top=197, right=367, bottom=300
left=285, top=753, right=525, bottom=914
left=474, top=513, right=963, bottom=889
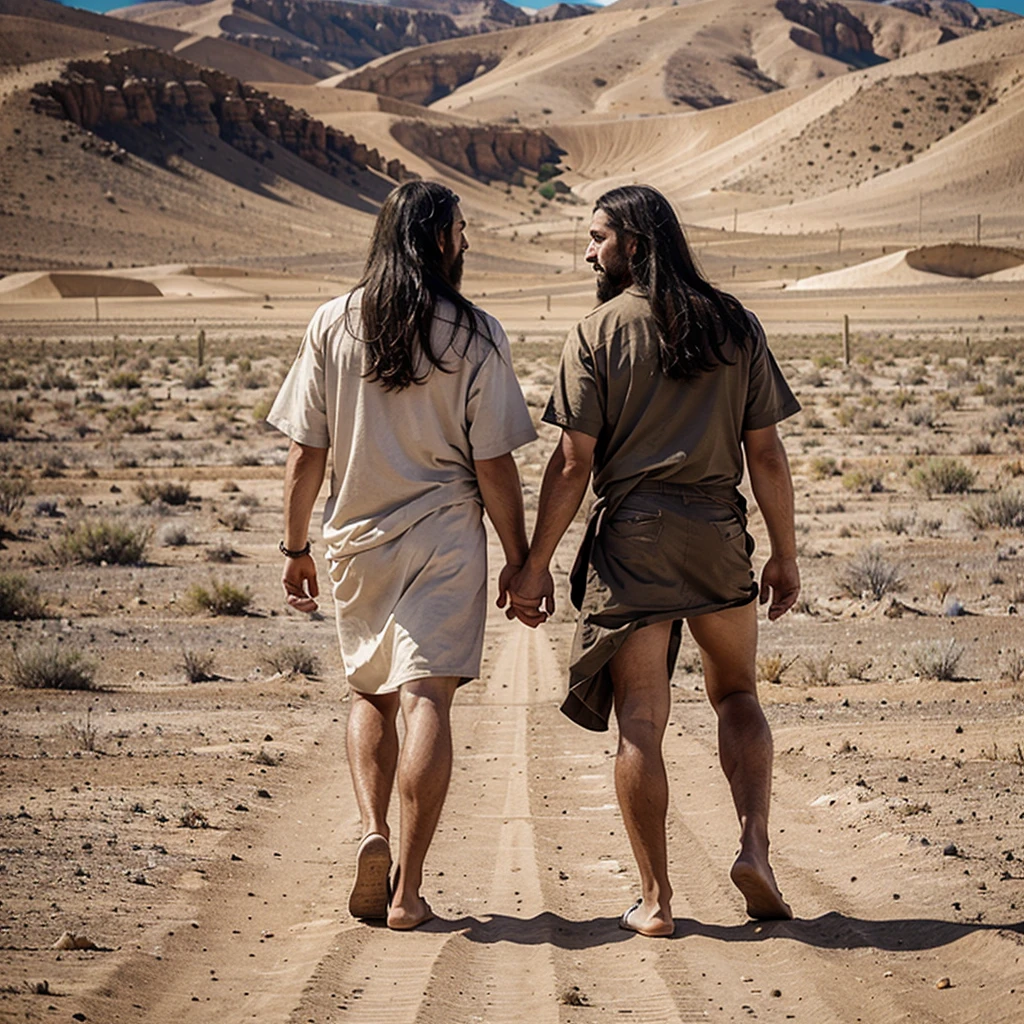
left=282, top=440, right=328, bottom=613
left=509, top=428, right=597, bottom=625
left=474, top=452, right=530, bottom=612
left=743, top=424, right=799, bottom=620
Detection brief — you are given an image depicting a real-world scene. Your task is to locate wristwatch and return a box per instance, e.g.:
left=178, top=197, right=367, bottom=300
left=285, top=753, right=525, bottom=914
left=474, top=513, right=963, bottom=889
left=279, top=540, right=312, bottom=558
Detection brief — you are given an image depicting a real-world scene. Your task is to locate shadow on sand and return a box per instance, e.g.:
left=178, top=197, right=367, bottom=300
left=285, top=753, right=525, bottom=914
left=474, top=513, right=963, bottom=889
left=410, top=910, right=1024, bottom=952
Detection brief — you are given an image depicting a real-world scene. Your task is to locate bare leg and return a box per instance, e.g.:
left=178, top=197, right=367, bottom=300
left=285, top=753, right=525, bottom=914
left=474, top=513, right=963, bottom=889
left=609, top=620, right=675, bottom=937
left=687, top=602, right=792, bottom=920
left=347, top=689, right=400, bottom=841
left=387, top=676, right=459, bottom=930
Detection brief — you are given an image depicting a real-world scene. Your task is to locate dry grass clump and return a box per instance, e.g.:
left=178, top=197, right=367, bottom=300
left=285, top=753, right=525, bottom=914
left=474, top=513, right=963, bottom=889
left=1000, top=649, right=1024, bottom=683
left=801, top=654, right=834, bottom=686
left=159, top=523, right=190, bottom=547
left=911, top=457, right=976, bottom=498
left=837, top=546, right=904, bottom=601
left=0, top=573, right=47, bottom=620
left=756, top=652, right=798, bottom=685
left=63, top=710, right=100, bottom=751
left=181, top=649, right=217, bottom=683
left=8, top=643, right=97, bottom=690
left=50, top=519, right=151, bottom=565
left=185, top=578, right=252, bottom=616
left=965, top=490, right=1024, bottom=530
left=0, top=400, right=32, bottom=441
left=204, top=540, right=242, bottom=563
left=137, top=480, right=193, bottom=506
left=107, top=370, right=142, bottom=390
left=911, top=639, right=965, bottom=680
left=181, top=367, right=211, bottom=390
left=264, top=644, right=320, bottom=677
left=218, top=508, right=251, bottom=531
left=880, top=509, right=915, bottom=535
left=809, top=455, right=838, bottom=480
left=0, top=477, right=31, bottom=519
left=842, top=468, right=883, bottom=493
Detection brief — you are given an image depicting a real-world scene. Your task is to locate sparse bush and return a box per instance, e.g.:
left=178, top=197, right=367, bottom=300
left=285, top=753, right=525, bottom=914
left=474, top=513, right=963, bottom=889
left=537, top=182, right=556, bottom=202
left=0, top=573, right=47, bottom=620
left=181, top=649, right=217, bottom=683
left=219, top=508, right=250, bottom=531
left=911, top=458, right=976, bottom=498
left=204, top=540, right=241, bottom=563
left=62, top=710, right=100, bottom=751
left=159, top=523, right=190, bottom=547
left=756, top=653, right=798, bottom=685
left=0, top=400, right=32, bottom=441
left=185, top=578, right=252, bottom=616
left=264, top=644, right=320, bottom=677
left=809, top=456, right=838, bottom=480
left=182, top=367, right=210, bottom=390
left=801, top=654, right=834, bottom=686
left=51, top=519, right=151, bottom=565
left=8, top=643, right=96, bottom=690
left=881, top=510, right=915, bottom=535
left=965, top=490, right=1024, bottom=530
left=0, top=477, right=30, bottom=518
left=137, top=481, right=192, bottom=506
left=906, top=405, right=936, bottom=428
left=842, top=468, right=883, bottom=493
left=836, top=546, right=904, bottom=601
left=107, top=370, right=141, bottom=390
left=1000, top=649, right=1024, bottom=683
left=911, top=639, right=964, bottom=680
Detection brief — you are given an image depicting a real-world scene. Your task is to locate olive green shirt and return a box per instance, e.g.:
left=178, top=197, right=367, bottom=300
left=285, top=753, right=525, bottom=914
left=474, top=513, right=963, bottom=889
left=542, top=288, right=799, bottom=495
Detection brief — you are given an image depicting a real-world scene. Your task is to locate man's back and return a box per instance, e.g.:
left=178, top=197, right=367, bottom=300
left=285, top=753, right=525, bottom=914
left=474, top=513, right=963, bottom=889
left=544, top=288, right=799, bottom=497
left=269, top=288, right=535, bottom=559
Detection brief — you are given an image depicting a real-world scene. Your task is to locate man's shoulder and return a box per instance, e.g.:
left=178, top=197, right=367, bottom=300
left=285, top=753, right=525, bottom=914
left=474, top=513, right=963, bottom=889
left=576, top=289, right=653, bottom=346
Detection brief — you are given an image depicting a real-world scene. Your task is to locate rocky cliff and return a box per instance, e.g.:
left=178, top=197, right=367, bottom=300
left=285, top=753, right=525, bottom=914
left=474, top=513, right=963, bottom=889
left=340, top=52, right=500, bottom=105
left=390, top=120, right=562, bottom=184
left=31, top=48, right=411, bottom=183
left=776, top=0, right=884, bottom=65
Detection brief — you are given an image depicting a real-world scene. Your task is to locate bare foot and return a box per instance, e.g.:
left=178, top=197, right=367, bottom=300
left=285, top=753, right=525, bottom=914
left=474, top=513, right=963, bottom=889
left=348, top=833, right=391, bottom=920
left=387, top=896, right=434, bottom=930
left=730, top=854, right=793, bottom=920
left=619, top=899, right=675, bottom=937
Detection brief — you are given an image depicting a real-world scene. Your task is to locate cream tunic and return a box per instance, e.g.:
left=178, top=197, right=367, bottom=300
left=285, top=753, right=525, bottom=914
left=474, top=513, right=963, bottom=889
left=268, top=289, right=536, bottom=692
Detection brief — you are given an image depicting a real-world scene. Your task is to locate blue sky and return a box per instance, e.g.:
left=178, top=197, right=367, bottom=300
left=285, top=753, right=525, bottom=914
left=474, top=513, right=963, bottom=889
left=57, top=0, right=1024, bottom=17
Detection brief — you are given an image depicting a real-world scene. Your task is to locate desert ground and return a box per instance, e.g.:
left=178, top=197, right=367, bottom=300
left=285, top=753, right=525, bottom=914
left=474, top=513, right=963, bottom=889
left=2, top=0, right=1024, bottom=1021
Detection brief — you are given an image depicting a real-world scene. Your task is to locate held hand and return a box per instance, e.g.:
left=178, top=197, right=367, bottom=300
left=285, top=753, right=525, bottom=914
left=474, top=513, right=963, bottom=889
left=506, top=565, right=555, bottom=628
left=496, top=563, right=522, bottom=613
left=282, top=553, right=319, bottom=613
left=759, top=555, right=800, bottom=621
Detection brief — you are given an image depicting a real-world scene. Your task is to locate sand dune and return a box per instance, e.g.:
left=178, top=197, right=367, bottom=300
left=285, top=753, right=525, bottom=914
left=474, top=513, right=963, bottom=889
left=790, top=243, right=1024, bottom=289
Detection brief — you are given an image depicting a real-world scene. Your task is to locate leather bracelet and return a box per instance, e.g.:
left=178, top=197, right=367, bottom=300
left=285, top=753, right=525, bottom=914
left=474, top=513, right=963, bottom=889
left=279, top=539, right=311, bottom=558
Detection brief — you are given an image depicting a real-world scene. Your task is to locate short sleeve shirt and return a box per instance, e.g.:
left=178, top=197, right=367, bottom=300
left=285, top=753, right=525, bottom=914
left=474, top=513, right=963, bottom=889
left=542, top=289, right=799, bottom=496
left=268, top=288, right=537, bottom=559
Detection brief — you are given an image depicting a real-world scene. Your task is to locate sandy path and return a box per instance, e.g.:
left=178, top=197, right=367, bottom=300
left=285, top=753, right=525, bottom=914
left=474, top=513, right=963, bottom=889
left=58, top=566, right=1024, bottom=1024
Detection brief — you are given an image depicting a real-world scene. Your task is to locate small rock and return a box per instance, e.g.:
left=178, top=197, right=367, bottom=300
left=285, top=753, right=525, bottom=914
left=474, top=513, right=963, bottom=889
left=52, top=932, right=97, bottom=951
left=943, top=843, right=959, bottom=857
left=936, top=977, right=952, bottom=989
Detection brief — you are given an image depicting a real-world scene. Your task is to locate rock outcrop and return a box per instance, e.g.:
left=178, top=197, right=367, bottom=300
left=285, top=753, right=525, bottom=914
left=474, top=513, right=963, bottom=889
left=340, top=52, right=500, bottom=106
left=391, top=120, right=563, bottom=184
left=31, top=48, right=412, bottom=183
left=776, top=0, right=880, bottom=65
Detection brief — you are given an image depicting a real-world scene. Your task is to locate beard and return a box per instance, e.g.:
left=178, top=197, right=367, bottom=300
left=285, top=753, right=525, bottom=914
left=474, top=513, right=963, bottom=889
left=595, top=265, right=630, bottom=303
left=442, top=247, right=464, bottom=291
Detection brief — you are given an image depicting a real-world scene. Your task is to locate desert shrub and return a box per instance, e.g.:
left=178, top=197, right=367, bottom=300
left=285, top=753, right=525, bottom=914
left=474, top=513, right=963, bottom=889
left=911, top=458, right=976, bottom=498
left=537, top=162, right=562, bottom=182
left=264, top=645, right=320, bottom=677
left=880, top=510, right=915, bottom=535
left=219, top=508, right=250, bottom=531
left=51, top=519, right=151, bottom=565
left=185, top=578, right=252, bottom=616
left=1000, top=649, right=1024, bottom=683
left=251, top=396, right=274, bottom=422
left=0, top=573, right=47, bottom=620
left=965, top=490, right=1024, bottom=530
left=0, top=477, right=30, bottom=518
left=181, top=649, right=217, bottom=683
left=906, top=405, right=936, bottom=428
left=756, top=653, right=797, bottom=685
left=911, top=639, right=964, bottom=680
left=0, top=370, right=29, bottom=390
left=159, top=523, right=190, bottom=547
left=182, top=367, right=210, bottom=390
left=137, top=480, right=192, bottom=506
left=842, top=468, right=883, bottom=493
left=8, top=643, right=96, bottom=690
left=0, top=400, right=32, bottom=441
left=204, top=540, right=241, bottom=563
left=107, top=370, right=141, bottom=390
left=801, top=654, right=834, bottom=686
left=836, top=546, right=904, bottom=601
left=809, top=456, right=838, bottom=480
left=537, top=182, right=556, bottom=201
left=63, top=710, right=100, bottom=751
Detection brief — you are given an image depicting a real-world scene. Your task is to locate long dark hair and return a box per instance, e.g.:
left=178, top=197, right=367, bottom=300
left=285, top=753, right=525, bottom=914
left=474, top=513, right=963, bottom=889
left=594, top=185, right=749, bottom=379
left=351, top=181, right=491, bottom=391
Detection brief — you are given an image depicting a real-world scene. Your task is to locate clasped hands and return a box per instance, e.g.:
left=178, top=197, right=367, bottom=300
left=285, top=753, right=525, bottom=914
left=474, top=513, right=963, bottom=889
left=497, top=562, right=555, bottom=629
